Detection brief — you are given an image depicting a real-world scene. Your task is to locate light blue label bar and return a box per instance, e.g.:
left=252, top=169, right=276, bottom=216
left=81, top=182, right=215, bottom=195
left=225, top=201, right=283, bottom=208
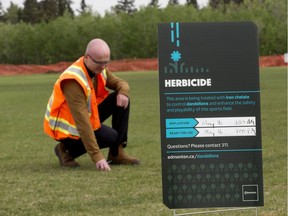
left=166, top=128, right=198, bottom=138
left=166, top=118, right=198, bottom=128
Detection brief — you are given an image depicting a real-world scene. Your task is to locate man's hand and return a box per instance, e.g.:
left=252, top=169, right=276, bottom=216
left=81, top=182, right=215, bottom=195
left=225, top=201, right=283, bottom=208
left=95, top=159, right=111, bottom=171
left=116, top=94, right=129, bottom=109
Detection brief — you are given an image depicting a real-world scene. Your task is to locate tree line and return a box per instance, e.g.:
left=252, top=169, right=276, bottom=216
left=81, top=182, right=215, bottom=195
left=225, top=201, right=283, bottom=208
left=0, top=0, right=249, bottom=23
left=0, top=0, right=286, bottom=64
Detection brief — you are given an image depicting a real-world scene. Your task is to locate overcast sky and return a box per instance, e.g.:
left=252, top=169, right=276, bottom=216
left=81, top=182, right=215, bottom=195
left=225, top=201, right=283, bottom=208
left=2, top=0, right=209, bottom=16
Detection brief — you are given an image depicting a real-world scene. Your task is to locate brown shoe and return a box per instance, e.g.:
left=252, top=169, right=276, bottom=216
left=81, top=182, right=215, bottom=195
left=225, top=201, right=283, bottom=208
left=107, top=144, right=140, bottom=165
left=54, top=143, right=80, bottom=167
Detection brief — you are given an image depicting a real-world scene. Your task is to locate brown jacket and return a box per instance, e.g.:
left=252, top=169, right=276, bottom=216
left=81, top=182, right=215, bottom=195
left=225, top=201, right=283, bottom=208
left=61, top=69, right=129, bottom=163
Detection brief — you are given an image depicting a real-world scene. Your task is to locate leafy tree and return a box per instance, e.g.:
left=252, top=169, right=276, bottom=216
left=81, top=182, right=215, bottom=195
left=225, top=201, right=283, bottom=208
left=148, top=0, right=161, bottom=8
left=114, top=0, right=137, bottom=14
left=232, top=0, right=244, bottom=4
left=4, top=2, right=21, bottom=24
left=78, top=0, right=89, bottom=14
left=209, top=0, right=244, bottom=8
left=21, top=0, right=74, bottom=23
left=22, top=0, right=41, bottom=23
left=57, top=0, right=74, bottom=17
left=168, top=0, right=180, bottom=5
left=186, top=0, right=199, bottom=9
left=38, top=0, right=59, bottom=22
left=0, top=0, right=4, bottom=21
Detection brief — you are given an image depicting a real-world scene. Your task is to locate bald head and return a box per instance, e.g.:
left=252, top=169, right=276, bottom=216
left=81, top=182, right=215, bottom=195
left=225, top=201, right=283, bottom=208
left=84, top=39, right=111, bottom=74
left=85, top=38, right=110, bottom=61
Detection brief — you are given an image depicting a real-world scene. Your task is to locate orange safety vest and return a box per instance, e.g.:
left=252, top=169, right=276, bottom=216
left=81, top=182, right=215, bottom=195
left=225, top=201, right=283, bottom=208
left=43, top=57, right=109, bottom=140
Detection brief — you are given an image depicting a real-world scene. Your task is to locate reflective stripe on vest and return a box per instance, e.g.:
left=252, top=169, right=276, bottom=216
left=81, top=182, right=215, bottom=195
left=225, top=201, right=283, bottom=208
left=48, top=115, right=79, bottom=136
left=45, top=65, right=92, bottom=137
left=65, top=66, right=92, bottom=113
left=45, top=97, right=80, bottom=136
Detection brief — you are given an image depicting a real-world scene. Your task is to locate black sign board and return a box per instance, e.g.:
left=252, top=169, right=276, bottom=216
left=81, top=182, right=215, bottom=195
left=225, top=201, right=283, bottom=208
left=158, top=22, right=264, bottom=209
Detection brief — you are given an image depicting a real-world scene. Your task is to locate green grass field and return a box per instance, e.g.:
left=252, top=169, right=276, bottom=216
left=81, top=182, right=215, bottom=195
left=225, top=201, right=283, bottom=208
left=0, top=67, right=286, bottom=216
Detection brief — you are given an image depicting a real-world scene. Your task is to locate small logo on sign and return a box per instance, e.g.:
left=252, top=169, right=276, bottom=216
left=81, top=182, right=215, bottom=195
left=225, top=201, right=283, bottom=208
left=242, top=185, right=259, bottom=201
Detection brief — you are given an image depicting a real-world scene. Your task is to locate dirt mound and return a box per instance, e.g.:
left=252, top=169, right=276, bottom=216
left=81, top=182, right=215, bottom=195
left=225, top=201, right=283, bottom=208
left=0, top=56, right=286, bottom=76
left=259, top=55, right=287, bottom=67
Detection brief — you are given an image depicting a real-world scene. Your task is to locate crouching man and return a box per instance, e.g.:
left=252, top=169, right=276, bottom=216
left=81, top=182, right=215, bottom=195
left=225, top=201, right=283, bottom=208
left=43, top=38, right=140, bottom=171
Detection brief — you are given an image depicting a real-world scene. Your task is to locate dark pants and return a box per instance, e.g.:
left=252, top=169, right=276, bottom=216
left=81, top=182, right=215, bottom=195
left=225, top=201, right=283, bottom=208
left=61, top=92, right=130, bottom=158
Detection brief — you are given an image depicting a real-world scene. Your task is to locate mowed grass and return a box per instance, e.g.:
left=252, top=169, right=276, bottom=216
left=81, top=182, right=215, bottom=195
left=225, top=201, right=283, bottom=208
left=0, top=67, right=286, bottom=216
